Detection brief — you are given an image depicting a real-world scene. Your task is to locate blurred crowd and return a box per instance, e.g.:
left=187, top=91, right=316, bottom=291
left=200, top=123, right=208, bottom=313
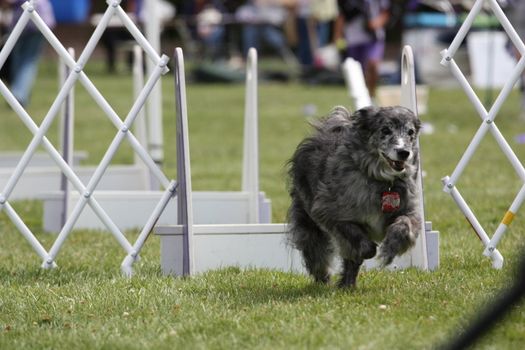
left=1, top=0, right=523, bottom=106
left=177, top=0, right=401, bottom=94
left=170, top=1, right=524, bottom=93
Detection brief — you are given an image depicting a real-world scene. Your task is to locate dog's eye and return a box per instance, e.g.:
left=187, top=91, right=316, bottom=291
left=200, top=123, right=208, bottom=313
left=381, top=127, right=391, bottom=135
left=408, top=129, right=415, bottom=136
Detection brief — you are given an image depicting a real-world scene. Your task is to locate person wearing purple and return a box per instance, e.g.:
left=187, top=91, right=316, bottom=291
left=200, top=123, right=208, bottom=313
left=334, top=0, right=390, bottom=99
left=3, top=0, right=56, bottom=107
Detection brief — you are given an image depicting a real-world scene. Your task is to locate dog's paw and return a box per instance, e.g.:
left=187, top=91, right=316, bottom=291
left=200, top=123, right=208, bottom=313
left=338, top=259, right=362, bottom=288
left=377, top=249, right=396, bottom=267
left=314, top=273, right=331, bottom=285
left=378, top=217, right=415, bottom=266
left=337, top=277, right=357, bottom=289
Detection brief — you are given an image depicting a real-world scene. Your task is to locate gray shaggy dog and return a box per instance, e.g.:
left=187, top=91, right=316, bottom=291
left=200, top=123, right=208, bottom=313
left=287, top=105, right=422, bottom=288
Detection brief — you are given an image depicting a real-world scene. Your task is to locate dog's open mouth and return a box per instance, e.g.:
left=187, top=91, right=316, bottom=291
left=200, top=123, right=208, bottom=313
left=382, top=153, right=406, bottom=172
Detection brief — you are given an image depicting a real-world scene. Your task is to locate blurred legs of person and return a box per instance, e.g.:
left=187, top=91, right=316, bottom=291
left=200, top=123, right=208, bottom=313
left=346, top=40, right=384, bottom=98
left=242, top=23, right=298, bottom=67
left=10, top=30, right=45, bottom=107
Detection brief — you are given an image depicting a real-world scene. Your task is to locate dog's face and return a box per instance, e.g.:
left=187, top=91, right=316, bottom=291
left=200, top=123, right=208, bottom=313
left=351, top=106, right=421, bottom=179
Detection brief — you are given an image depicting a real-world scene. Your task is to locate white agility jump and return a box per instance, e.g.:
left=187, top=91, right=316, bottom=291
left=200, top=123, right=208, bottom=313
left=441, top=0, right=525, bottom=269
left=0, top=0, right=174, bottom=276
left=155, top=48, right=300, bottom=276
left=40, top=43, right=271, bottom=232
left=155, top=46, right=439, bottom=276
left=1, top=1, right=438, bottom=276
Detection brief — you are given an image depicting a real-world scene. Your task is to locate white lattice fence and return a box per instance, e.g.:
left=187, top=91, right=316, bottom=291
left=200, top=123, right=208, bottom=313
left=0, top=0, right=174, bottom=276
left=441, top=0, right=525, bottom=268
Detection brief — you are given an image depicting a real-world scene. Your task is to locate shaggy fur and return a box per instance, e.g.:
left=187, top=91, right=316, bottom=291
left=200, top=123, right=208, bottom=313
left=287, top=105, right=422, bottom=288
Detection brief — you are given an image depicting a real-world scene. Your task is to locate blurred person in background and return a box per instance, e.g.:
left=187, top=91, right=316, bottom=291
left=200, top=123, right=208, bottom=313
left=334, top=0, right=390, bottom=99
left=101, top=0, right=141, bottom=73
left=294, top=0, right=339, bottom=71
left=504, top=0, right=525, bottom=118
left=0, top=0, right=55, bottom=107
left=236, top=0, right=298, bottom=67
left=194, top=0, right=227, bottom=60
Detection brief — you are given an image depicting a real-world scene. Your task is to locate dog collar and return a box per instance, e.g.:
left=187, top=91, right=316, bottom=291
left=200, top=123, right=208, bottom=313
left=381, top=191, right=400, bottom=213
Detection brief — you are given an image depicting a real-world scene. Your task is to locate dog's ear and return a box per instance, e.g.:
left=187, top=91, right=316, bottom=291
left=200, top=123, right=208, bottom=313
left=326, top=106, right=352, bottom=132
left=413, top=115, right=422, bottom=134
left=351, top=106, right=381, bottom=135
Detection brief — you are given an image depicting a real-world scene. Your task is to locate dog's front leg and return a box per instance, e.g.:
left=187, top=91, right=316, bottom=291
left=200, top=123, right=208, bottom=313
left=378, top=215, right=420, bottom=266
left=334, top=222, right=377, bottom=288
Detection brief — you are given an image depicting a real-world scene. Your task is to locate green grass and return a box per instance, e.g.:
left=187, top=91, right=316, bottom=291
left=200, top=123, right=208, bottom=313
left=0, top=59, right=524, bottom=349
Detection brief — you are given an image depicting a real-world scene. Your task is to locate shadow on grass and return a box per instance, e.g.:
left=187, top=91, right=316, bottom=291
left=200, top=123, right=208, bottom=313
left=171, top=266, right=386, bottom=307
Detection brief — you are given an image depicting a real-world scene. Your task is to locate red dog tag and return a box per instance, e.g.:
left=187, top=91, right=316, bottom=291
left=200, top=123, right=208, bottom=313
left=381, top=192, right=400, bottom=213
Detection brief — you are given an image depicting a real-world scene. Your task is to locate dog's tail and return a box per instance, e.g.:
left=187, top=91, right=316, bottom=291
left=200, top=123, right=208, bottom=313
left=310, top=106, right=352, bottom=133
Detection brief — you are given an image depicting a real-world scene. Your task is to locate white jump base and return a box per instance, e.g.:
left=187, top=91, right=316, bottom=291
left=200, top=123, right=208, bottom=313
left=0, top=164, right=149, bottom=200
left=41, top=190, right=272, bottom=232
left=0, top=151, right=87, bottom=167
left=156, top=224, right=302, bottom=275
left=155, top=221, right=439, bottom=276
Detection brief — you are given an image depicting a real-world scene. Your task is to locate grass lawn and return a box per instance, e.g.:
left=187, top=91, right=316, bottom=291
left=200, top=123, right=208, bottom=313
left=0, top=58, right=524, bottom=349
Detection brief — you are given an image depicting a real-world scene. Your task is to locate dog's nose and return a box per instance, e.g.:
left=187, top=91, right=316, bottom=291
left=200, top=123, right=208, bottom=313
left=396, top=149, right=410, bottom=160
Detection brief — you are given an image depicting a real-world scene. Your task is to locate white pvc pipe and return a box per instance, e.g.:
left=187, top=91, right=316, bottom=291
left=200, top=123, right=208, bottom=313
left=46, top=57, right=169, bottom=265
left=77, top=72, right=170, bottom=188
left=0, top=0, right=175, bottom=271
left=445, top=121, right=490, bottom=191
left=1, top=66, right=79, bottom=200
left=0, top=8, right=31, bottom=68
left=444, top=53, right=525, bottom=188
left=486, top=55, right=525, bottom=122
left=115, top=5, right=169, bottom=75
left=29, top=1, right=114, bottom=69
left=442, top=177, right=504, bottom=269
left=46, top=192, right=136, bottom=268
left=242, top=48, right=260, bottom=223
left=0, top=74, right=138, bottom=263
left=444, top=0, right=484, bottom=59
left=3, top=201, right=52, bottom=265
left=489, top=0, right=525, bottom=56
left=83, top=55, right=168, bottom=194
left=0, top=80, right=108, bottom=202
left=35, top=2, right=168, bottom=266
left=132, top=45, right=148, bottom=166
left=59, top=48, right=75, bottom=229
left=485, top=183, right=525, bottom=256
left=32, top=2, right=170, bottom=189
left=87, top=57, right=167, bottom=191
left=142, top=0, right=165, bottom=175
left=121, top=180, right=178, bottom=276
left=447, top=58, right=525, bottom=181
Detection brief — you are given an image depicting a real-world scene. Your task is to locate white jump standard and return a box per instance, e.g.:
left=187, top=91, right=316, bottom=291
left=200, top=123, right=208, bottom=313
left=0, top=0, right=175, bottom=275
left=155, top=48, right=299, bottom=276
left=440, top=0, right=525, bottom=268
left=40, top=44, right=272, bottom=232
left=155, top=46, right=438, bottom=276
